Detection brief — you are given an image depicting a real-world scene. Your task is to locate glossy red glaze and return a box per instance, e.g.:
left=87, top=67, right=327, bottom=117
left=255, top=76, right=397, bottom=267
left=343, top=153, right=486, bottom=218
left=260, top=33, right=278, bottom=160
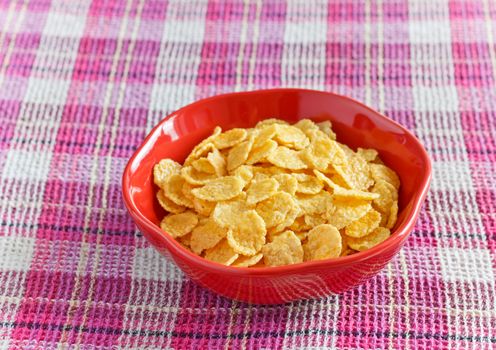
left=122, top=89, right=432, bottom=304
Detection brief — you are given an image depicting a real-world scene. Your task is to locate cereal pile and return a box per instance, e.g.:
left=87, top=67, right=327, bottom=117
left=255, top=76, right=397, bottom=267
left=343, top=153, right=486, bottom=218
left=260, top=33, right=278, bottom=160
left=153, top=118, right=400, bottom=267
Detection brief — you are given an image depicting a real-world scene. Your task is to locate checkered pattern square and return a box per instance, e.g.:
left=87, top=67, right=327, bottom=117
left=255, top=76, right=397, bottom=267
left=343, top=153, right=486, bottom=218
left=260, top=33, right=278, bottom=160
left=1, top=0, right=495, bottom=349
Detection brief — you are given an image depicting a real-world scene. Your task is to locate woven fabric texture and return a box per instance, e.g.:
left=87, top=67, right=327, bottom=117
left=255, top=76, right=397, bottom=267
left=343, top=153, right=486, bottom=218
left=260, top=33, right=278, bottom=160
left=1, top=0, right=496, bottom=349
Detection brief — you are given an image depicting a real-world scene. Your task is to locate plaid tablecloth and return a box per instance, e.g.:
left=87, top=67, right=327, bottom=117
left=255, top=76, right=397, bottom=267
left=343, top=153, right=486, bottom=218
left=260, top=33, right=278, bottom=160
left=1, top=0, right=495, bottom=349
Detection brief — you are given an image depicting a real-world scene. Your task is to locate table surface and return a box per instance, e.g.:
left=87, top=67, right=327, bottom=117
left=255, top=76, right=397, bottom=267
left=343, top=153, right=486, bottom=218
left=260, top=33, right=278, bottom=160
left=1, top=0, right=495, bottom=349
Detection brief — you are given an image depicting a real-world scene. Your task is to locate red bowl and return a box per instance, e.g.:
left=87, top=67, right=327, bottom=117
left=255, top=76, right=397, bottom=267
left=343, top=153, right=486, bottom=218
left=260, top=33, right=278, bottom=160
left=122, top=89, right=431, bottom=304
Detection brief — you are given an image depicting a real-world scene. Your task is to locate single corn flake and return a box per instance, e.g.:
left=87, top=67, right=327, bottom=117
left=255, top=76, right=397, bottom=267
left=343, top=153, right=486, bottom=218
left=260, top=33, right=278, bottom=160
left=191, top=157, right=215, bottom=174
left=212, top=199, right=253, bottom=229
left=192, top=197, right=216, bottom=217
left=371, top=179, right=398, bottom=213
left=262, top=231, right=304, bottom=266
left=181, top=181, right=196, bottom=202
left=253, top=172, right=269, bottom=181
left=296, top=191, right=334, bottom=217
left=272, top=173, right=298, bottom=196
left=164, top=174, right=194, bottom=208
left=267, top=146, right=307, bottom=170
left=256, top=118, right=288, bottom=128
left=370, top=163, right=400, bottom=190
left=386, top=200, right=398, bottom=229
left=357, top=148, right=379, bottom=162
left=178, top=232, right=192, bottom=248
left=303, top=224, right=342, bottom=261
left=347, top=227, right=391, bottom=251
left=273, top=202, right=301, bottom=233
left=331, top=153, right=373, bottom=190
left=181, top=166, right=218, bottom=185
left=153, top=159, right=182, bottom=188
left=160, top=211, right=199, bottom=238
left=213, top=128, right=247, bottom=149
left=316, top=120, right=336, bottom=140
left=314, top=171, right=379, bottom=202
left=256, top=192, right=295, bottom=228
left=294, top=119, right=319, bottom=136
left=253, top=124, right=277, bottom=147
left=233, top=253, right=264, bottom=267
left=304, top=214, right=327, bottom=228
left=231, top=165, right=254, bottom=187
left=157, top=189, right=185, bottom=214
left=246, top=178, right=280, bottom=205
left=207, top=148, right=227, bottom=176
left=340, top=232, right=351, bottom=257
left=301, top=132, right=346, bottom=171
left=273, top=124, right=310, bottom=150
left=190, top=218, right=229, bottom=254
left=345, top=209, right=381, bottom=238
left=293, top=173, right=324, bottom=195
left=252, top=165, right=287, bottom=176
left=227, top=135, right=254, bottom=171
left=204, top=239, right=239, bottom=266
left=184, top=127, right=221, bottom=164
left=333, top=187, right=379, bottom=202
left=327, top=202, right=371, bottom=230
left=246, top=139, right=277, bottom=165
left=288, top=216, right=312, bottom=232
left=226, top=210, right=266, bottom=256
left=191, top=176, right=244, bottom=201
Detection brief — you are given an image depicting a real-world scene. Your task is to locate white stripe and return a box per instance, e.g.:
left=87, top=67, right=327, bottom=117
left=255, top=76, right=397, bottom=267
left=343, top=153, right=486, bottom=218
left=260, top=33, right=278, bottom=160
left=281, top=0, right=327, bottom=89
left=234, top=0, right=250, bottom=92
left=147, top=0, right=208, bottom=129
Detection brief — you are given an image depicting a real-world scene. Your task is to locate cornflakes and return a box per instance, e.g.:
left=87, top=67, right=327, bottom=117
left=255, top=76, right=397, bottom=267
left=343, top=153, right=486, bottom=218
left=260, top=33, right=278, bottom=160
left=293, top=173, right=323, bottom=194
left=316, top=120, right=336, bottom=140
left=226, top=210, right=266, bottom=256
left=303, top=224, right=342, bottom=261
left=157, top=189, right=185, bottom=214
left=370, top=163, right=400, bottom=190
left=153, top=159, right=182, bottom=188
left=371, top=179, right=398, bottom=213
left=386, top=200, right=398, bottom=229
left=204, top=239, right=239, bottom=265
left=262, top=231, right=303, bottom=266
left=357, top=147, right=378, bottom=162
left=347, top=227, right=391, bottom=251
left=345, top=209, right=381, bottom=238
left=227, top=135, right=254, bottom=171
left=160, top=211, right=198, bottom=238
left=213, top=128, right=247, bottom=149
left=327, top=202, right=371, bottom=230
left=246, top=139, right=277, bottom=165
left=246, top=178, right=279, bottom=205
left=191, top=176, right=244, bottom=201
left=154, top=119, right=400, bottom=267
left=181, top=166, right=217, bottom=185
left=273, top=124, right=310, bottom=150
left=267, top=146, right=307, bottom=170
left=164, top=174, right=194, bottom=208
left=256, top=192, right=295, bottom=228
left=233, top=253, right=263, bottom=267
left=272, top=173, right=298, bottom=195
left=190, top=218, right=228, bottom=254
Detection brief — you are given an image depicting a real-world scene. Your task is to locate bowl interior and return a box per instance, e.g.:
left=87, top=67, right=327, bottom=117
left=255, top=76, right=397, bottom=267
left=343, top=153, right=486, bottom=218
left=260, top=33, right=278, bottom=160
left=124, top=89, right=430, bottom=242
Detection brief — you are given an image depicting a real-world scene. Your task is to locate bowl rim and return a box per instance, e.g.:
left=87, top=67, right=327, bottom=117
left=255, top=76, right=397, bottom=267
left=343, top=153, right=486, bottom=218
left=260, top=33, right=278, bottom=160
left=122, top=88, right=432, bottom=276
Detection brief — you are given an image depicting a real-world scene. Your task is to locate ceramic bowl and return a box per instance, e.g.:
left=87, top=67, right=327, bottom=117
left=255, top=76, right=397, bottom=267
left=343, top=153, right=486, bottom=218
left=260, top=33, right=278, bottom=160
left=122, top=89, right=431, bottom=304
